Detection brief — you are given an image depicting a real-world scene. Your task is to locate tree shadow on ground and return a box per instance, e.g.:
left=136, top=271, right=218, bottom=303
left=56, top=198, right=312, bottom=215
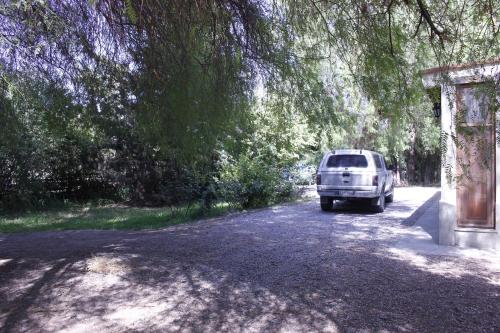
left=0, top=196, right=498, bottom=333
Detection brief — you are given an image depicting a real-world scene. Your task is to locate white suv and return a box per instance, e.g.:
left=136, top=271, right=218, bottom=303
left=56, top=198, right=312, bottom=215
left=316, top=149, right=394, bottom=212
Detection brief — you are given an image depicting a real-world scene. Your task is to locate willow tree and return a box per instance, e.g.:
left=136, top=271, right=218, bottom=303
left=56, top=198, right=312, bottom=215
left=2, top=0, right=497, bottom=141
left=0, top=0, right=498, bottom=206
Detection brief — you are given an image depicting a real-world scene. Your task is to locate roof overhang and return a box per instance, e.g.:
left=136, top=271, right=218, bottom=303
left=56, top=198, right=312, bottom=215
left=422, top=59, right=500, bottom=89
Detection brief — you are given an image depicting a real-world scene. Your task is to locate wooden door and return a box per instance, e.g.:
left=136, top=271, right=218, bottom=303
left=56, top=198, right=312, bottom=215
left=456, top=84, right=495, bottom=229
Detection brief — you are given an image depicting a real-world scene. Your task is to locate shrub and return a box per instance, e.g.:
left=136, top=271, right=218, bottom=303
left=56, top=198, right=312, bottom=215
left=217, top=153, right=295, bottom=209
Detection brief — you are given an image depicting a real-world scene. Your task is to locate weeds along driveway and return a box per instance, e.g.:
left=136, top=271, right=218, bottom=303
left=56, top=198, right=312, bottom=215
left=0, top=187, right=499, bottom=333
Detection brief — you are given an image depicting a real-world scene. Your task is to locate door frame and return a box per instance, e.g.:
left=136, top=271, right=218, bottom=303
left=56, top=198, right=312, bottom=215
left=455, top=83, right=496, bottom=229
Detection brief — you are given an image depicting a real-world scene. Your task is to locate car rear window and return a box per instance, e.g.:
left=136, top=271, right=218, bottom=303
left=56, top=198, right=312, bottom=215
left=326, top=155, right=368, bottom=168
left=373, top=154, right=382, bottom=168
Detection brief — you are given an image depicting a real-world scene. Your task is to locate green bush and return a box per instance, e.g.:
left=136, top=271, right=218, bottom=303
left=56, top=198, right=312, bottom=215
left=217, top=153, right=295, bottom=209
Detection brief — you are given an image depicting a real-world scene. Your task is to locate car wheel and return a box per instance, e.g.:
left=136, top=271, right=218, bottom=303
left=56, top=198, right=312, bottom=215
left=320, top=196, right=333, bottom=211
left=385, top=187, right=394, bottom=203
left=373, top=188, right=385, bottom=213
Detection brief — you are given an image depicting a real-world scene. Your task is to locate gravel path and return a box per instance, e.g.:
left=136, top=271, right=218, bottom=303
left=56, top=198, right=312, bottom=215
left=0, top=187, right=499, bottom=333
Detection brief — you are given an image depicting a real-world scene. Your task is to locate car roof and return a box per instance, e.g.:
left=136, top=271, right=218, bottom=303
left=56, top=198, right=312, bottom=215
left=332, top=149, right=380, bottom=156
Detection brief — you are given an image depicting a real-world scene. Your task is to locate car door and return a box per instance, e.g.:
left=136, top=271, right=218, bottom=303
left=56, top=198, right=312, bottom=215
left=381, top=157, right=393, bottom=192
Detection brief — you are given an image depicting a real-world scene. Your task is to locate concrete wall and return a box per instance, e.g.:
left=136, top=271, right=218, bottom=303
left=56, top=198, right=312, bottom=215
left=439, top=83, right=457, bottom=246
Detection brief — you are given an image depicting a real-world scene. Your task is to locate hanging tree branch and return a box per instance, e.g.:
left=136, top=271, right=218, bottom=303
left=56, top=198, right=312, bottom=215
left=387, top=0, right=394, bottom=56
left=412, top=13, right=423, bottom=38
left=414, top=0, right=445, bottom=45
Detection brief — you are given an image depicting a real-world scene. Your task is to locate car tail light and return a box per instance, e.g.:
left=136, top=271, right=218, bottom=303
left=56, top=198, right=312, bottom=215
left=372, top=175, right=378, bottom=186
left=316, top=174, right=321, bottom=185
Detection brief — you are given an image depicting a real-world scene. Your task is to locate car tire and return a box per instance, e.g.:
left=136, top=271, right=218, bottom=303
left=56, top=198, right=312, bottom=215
left=373, top=187, right=386, bottom=213
left=385, top=189, right=394, bottom=203
left=320, top=196, right=333, bottom=211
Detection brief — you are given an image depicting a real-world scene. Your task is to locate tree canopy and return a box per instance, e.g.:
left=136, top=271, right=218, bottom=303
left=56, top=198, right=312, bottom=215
left=0, top=0, right=498, bottom=210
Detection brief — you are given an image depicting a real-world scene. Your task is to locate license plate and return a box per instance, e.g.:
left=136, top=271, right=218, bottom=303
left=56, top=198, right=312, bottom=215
left=333, top=190, right=353, bottom=196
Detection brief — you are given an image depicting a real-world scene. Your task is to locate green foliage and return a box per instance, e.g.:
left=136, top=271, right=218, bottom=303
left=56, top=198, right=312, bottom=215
left=0, top=74, right=211, bottom=211
left=0, top=201, right=233, bottom=233
left=217, top=152, right=294, bottom=209
left=124, top=0, right=137, bottom=24
left=2, top=0, right=495, bottom=213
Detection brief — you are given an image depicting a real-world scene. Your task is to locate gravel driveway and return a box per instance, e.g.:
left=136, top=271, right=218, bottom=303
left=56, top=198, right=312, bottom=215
left=0, top=187, right=499, bottom=333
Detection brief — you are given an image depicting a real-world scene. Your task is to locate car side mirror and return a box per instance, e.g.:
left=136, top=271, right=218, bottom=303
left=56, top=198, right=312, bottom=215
left=387, top=165, right=396, bottom=171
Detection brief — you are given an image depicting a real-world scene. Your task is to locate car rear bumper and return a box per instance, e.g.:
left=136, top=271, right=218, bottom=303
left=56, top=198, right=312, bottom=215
left=317, top=185, right=379, bottom=198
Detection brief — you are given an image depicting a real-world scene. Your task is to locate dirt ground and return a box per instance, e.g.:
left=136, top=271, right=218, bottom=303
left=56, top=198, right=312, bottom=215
left=0, top=187, right=499, bottom=333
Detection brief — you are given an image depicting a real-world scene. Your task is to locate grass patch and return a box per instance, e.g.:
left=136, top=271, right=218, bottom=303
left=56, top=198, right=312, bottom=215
left=0, top=202, right=234, bottom=233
